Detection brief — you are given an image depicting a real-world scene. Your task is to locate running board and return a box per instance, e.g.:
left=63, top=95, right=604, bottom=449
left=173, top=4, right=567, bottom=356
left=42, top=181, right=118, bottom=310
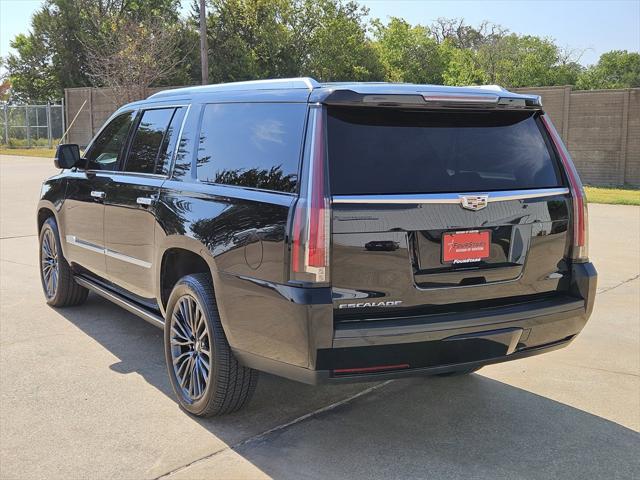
left=74, top=275, right=165, bottom=329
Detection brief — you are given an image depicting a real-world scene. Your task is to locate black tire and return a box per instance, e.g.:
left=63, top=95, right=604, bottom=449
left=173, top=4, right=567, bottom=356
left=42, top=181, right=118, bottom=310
left=164, top=273, right=258, bottom=417
left=436, top=366, right=483, bottom=377
left=39, top=217, right=88, bottom=307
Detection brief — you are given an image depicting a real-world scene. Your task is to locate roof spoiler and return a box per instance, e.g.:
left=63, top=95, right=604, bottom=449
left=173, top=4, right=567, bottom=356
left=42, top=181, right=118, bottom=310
left=317, top=89, right=542, bottom=109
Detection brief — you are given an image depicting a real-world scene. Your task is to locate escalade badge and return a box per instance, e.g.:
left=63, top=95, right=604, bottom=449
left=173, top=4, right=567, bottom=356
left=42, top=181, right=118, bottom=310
left=460, top=195, right=489, bottom=211
left=338, top=300, right=403, bottom=309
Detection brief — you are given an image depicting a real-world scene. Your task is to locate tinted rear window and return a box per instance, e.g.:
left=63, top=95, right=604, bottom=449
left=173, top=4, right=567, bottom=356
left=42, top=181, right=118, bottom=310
left=197, top=103, right=306, bottom=193
left=327, top=108, right=562, bottom=195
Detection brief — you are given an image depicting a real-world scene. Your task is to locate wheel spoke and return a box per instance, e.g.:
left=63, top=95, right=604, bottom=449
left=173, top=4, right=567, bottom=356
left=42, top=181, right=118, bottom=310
left=173, top=350, right=191, bottom=366
left=178, top=300, right=192, bottom=337
left=178, top=355, right=192, bottom=388
left=47, top=270, right=54, bottom=295
left=171, top=324, right=190, bottom=342
left=193, top=359, right=201, bottom=397
left=188, top=358, right=196, bottom=397
left=196, top=359, right=205, bottom=396
left=195, top=308, right=204, bottom=336
left=170, top=337, right=191, bottom=347
left=199, top=356, right=210, bottom=374
left=187, top=297, right=197, bottom=334
left=42, top=234, right=51, bottom=257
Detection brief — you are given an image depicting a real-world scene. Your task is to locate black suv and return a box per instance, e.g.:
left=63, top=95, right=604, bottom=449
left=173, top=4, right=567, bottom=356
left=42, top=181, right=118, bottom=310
left=38, top=78, right=597, bottom=416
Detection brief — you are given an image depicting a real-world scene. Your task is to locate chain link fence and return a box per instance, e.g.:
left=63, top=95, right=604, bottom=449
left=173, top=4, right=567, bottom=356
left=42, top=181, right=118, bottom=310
left=0, top=101, right=65, bottom=149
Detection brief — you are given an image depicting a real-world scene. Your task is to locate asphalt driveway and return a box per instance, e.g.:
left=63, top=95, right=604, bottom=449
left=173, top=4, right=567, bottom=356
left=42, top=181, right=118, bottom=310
left=1, top=155, right=638, bottom=479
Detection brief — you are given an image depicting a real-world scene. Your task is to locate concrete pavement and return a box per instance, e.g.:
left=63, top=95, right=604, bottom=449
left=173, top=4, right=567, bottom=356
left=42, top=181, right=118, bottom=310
left=1, top=155, right=638, bottom=479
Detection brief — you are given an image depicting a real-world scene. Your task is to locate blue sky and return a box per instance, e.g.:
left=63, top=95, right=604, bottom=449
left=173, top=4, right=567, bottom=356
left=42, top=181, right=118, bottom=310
left=1, top=0, right=639, bottom=68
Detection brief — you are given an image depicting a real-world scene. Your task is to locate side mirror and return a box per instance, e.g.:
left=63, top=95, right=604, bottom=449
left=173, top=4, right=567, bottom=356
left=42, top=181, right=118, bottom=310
left=54, top=144, right=81, bottom=169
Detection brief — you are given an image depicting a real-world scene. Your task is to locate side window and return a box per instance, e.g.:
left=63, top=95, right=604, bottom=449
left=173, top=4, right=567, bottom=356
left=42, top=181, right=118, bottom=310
left=124, top=107, right=185, bottom=175
left=85, top=112, right=135, bottom=171
left=158, top=107, right=186, bottom=176
left=196, top=103, right=306, bottom=193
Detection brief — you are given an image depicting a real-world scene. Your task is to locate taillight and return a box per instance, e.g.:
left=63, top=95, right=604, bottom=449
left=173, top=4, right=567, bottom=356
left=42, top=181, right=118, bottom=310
left=290, top=105, right=330, bottom=283
left=541, top=115, right=589, bottom=261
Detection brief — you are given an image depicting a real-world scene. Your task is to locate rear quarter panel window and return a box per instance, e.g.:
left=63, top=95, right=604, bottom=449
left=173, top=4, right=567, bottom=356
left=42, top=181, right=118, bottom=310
left=327, top=107, right=563, bottom=195
left=196, top=103, right=306, bottom=193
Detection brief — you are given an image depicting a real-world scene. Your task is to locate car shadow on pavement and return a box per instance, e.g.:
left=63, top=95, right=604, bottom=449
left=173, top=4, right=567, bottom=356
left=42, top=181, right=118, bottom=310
left=55, top=293, right=639, bottom=479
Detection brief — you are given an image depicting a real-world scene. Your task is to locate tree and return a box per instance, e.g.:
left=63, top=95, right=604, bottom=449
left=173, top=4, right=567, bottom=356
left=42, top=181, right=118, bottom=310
left=300, top=0, right=382, bottom=81
left=576, top=50, right=640, bottom=90
left=430, top=17, right=507, bottom=50
left=6, top=0, right=190, bottom=101
left=372, top=17, right=445, bottom=84
left=443, top=31, right=583, bottom=88
left=82, top=19, right=188, bottom=105
left=6, top=2, right=638, bottom=103
left=6, top=33, right=61, bottom=102
left=203, top=0, right=382, bottom=83
left=0, top=60, right=11, bottom=102
left=204, top=0, right=300, bottom=82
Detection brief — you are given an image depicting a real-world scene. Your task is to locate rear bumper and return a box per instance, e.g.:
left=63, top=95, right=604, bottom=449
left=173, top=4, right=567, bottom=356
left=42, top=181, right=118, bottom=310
left=233, top=262, right=597, bottom=384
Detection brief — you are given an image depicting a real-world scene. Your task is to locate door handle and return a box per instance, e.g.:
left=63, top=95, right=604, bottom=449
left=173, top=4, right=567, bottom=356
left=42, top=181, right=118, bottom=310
left=90, top=190, right=105, bottom=199
left=136, top=196, right=155, bottom=206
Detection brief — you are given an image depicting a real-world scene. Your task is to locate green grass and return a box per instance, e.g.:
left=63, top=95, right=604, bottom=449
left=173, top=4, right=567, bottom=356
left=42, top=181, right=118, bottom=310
left=585, top=186, right=640, bottom=206
left=0, top=147, right=57, bottom=158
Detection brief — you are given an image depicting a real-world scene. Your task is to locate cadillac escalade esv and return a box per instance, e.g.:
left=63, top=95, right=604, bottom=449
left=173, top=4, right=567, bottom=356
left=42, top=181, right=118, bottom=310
left=38, top=78, right=597, bottom=417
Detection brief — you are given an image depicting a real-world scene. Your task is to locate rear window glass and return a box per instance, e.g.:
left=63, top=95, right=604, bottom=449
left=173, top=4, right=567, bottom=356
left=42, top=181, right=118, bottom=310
left=196, top=103, right=306, bottom=193
left=327, top=108, right=562, bottom=195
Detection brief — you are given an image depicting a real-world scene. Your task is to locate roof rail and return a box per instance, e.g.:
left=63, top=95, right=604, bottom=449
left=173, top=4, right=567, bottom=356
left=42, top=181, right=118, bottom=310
left=148, top=77, right=321, bottom=99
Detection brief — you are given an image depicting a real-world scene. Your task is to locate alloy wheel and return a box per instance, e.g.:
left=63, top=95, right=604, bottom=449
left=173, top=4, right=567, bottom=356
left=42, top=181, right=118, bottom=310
left=41, top=228, right=59, bottom=299
left=170, top=295, right=211, bottom=402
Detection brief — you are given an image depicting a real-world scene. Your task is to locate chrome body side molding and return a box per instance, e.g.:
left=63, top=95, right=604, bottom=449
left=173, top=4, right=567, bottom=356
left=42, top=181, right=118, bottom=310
left=104, top=249, right=152, bottom=269
left=332, top=188, right=570, bottom=205
left=65, top=235, right=104, bottom=254
left=65, top=235, right=152, bottom=268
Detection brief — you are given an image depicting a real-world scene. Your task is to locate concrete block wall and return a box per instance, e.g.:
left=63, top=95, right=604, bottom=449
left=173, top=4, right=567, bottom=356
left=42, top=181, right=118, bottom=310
left=65, top=85, right=640, bottom=186
left=514, top=86, right=639, bottom=186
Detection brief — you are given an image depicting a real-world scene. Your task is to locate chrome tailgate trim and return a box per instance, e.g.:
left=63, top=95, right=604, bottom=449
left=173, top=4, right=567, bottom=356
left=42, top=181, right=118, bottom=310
left=332, top=187, right=569, bottom=205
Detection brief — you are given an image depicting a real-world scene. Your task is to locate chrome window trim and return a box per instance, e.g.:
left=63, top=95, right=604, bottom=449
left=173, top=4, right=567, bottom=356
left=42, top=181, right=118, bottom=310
left=65, top=235, right=152, bottom=268
left=89, top=171, right=167, bottom=180
left=331, top=187, right=570, bottom=205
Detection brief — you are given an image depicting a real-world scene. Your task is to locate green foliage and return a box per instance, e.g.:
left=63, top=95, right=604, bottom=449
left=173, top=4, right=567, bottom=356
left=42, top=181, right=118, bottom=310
left=301, top=0, right=382, bottom=81
left=6, top=0, right=192, bottom=101
left=372, top=17, right=444, bottom=83
left=443, top=33, right=584, bottom=88
left=4, top=0, right=639, bottom=102
left=204, top=0, right=299, bottom=82
left=576, top=50, right=640, bottom=90
left=6, top=33, right=61, bottom=102
left=204, top=0, right=381, bottom=82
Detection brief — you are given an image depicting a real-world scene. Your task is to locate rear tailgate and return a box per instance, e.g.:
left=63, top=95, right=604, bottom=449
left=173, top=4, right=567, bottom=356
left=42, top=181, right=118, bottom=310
left=327, top=106, right=572, bottom=322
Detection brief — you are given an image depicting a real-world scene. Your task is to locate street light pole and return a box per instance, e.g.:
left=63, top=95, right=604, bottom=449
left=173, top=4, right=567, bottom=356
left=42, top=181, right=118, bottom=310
left=199, top=0, right=209, bottom=85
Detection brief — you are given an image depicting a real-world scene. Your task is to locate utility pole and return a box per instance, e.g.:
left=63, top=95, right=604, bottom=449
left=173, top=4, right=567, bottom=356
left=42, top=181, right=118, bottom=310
left=199, top=0, right=209, bottom=85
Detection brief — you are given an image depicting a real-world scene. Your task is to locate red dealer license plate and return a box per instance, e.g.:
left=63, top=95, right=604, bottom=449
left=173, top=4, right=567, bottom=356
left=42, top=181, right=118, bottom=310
left=442, top=230, right=491, bottom=263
